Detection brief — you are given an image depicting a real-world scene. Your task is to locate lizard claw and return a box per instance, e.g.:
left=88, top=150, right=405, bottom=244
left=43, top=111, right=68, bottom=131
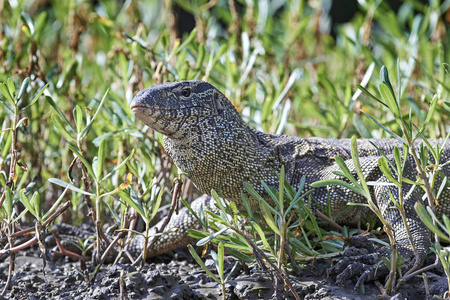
left=329, top=235, right=387, bottom=289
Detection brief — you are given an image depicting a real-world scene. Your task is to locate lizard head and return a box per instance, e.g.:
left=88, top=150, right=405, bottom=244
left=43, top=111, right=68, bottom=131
left=131, top=80, right=240, bottom=138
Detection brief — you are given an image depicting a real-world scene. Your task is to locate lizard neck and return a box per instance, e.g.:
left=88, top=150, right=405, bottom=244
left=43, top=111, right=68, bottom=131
left=163, top=117, right=269, bottom=201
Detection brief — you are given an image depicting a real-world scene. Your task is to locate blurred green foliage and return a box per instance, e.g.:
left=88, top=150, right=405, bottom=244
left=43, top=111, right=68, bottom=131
left=0, top=0, right=448, bottom=226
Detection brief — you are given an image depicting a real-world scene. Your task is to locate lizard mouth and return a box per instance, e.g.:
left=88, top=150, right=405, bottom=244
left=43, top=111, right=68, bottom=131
left=130, top=104, right=148, bottom=112
left=131, top=104, right=211, bottom=113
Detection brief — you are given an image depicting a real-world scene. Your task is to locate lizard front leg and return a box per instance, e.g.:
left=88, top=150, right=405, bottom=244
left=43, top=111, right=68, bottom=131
left=131, top=194, right=219, bottom=258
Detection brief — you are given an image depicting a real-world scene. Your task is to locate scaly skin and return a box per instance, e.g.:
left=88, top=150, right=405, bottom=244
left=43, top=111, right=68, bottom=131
left=130, top=80, right=450, bottom=286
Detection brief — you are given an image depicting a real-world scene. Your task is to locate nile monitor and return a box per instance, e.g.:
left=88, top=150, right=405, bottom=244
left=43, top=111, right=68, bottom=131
left=130, top=80, right=449, bottom=286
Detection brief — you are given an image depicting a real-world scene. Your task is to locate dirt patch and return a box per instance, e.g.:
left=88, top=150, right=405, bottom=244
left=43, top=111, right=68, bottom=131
left=1, top=243, right=448, bottom=299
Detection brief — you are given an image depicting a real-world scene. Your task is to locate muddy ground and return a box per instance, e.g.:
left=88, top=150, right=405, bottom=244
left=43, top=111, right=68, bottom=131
left=0, top=241, right=448, bottom=300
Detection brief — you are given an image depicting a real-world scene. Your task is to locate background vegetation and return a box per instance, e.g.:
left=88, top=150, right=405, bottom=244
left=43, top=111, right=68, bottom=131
left=0, top=0, right=449, bottom=295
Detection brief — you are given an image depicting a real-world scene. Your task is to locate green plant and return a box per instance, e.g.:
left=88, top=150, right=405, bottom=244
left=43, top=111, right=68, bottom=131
left=0, top=76, right=55, bottom=296
left=188, top=242, right=237, bottom=300
left=119, top=177, right=163, bottom=267
left=187, top=168, right=345, bottom=299
left=312, top=134, right=399, bottom=294
left=415, top=202, right=450, bottom=298
left=47, top=91, right=139, bottom=262
left=358, top=65, right=448, bottom=292
left=313, top=63, right=447, bottom=295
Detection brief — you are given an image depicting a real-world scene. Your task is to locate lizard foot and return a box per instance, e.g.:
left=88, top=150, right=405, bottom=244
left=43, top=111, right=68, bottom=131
left=328, top=235, right=388, bottom=289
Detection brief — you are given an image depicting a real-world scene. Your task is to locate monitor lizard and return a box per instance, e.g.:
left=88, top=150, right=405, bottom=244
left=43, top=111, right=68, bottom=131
left=130, top=80, right=449, bottom=287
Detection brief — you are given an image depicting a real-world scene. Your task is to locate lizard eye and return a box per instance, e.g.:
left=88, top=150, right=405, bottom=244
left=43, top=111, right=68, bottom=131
left=181, top=88, right=191, bottom=98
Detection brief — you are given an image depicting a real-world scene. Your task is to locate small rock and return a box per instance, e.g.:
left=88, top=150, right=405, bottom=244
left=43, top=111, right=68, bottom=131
left=149, top=286, right=166, bottom=294
left=185, top=274, right=194, bottom=281
left=125, top=273, right=143, bottom=288
left=390, top=293, right=405, bottom=300
left=64, top=275, right=77, bottom=284
left=145, top=270, right=161, bottom=284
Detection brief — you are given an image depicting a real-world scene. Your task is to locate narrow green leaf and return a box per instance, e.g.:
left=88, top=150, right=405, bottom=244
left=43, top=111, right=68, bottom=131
left=187, top=229, right=213, bottom=240
left=436, top=177, right=448, bottom=200
left=393, top=147, right=402, bottom=178
left=443, top=215, right=450, bottom=235
left=17, top=77, right=30, bottom=101
left=43, top=187, right=68, bottom=220
left=356, top=84, right=388, bottom=108
left=175, top=28, right=198, bottom=56
left=211, top=190, right=229, bottom=217
left=278, top=165, right=285, bottom=212
left=4, top=186, right=13, bottom=220
left=1, top=125, right=12, bottom=155
left=48, top=178, right=95, bottom=196
left=51, top=114, right=76, bottom=142
left=218, top=242, right=225, bottom=282
left=347, top=202, right=370, bottom=207
left=181, top=198, right=205, bottom=228
left=272, top=68, right=302, bottom=109
left=334, top=156, right=360, bottom=188
left=92, top=128, right=131, bottom=147
left=285, top=193, right=305, bottom=217
left=252, top=221, right=273, bottom=252
left=6, top=78, right=16, bottom=97
left=244, top=183, right=264, bottom=202
left=0, top=83, right=15, bottom=106
left=151, top=189, right=163, bottom=220
left=424, top=95, right=437, bottom=126
left=19, top=189, right=37, bottom=219
left=0, top=170, right=7, bottom=187
left=21, top=12, right=35, bottom=35
left=380, top=65, right=395, bottom=98
left=378, top=157, right=400, bottom=186
left=260, top=200, right=280, bottom=235
left=332, top=170, right=345, bottom=177
left=402, top=178, right=421, bottom=186
left=261, top=181, right=281, bottom=210
left=210, top=249, right=220, bottom=280
left=402, top=144, right=409, bottom=170
left=349, top=137, right=369, bottom=196
left=21, top=82, right=48, bottom=112
left=197, top=227, right=228, bottom=246
left=119, top=191, right=145, bottom=217
left=224, top=261, right=241, bottom=282
left=45, top=95, right=75, bottom=131
left=293, top=175, right=306, bottom=201
left=381, top=257, right=391, bottom=271
left=187, top=244, right=220, bottom=283
left=396, top=59, right=401, bottom=100
left=289, top=238, right=315, bottom=256
left=240, top=192, right=253, bottom=219
left=33, top=11, right=47, bottom=41
left=79, top=88, right=109, bottom=138
left=97, top=138, right=106, bottom=181
left=195, top=44, right=205, bottom=71
left=311, top=179, right=365, bottom=196
left=416, top=136, right=437, bottom=162
left=92, top=157, right=99, bottom=179
left=0, top=99, right=13, bottom=113
left=74, top=105, right=83, bottom=133
left=360, top=110, right=405, bottom=142
left=379, top=83, right=400, bottom=118
left=31, top=191, right=41, bottom=218
left=414, top=202, right=450, bottom=242
left=388, top=190, right=398, bottom=207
